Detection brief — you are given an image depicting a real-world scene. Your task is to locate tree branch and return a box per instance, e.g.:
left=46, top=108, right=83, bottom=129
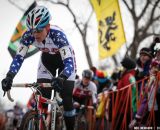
left=122, top=0, right=132, bottom=13
left=150, top=0, right=160, bottom=20
left=142, top=0, right=160, bottom=31
left=138, top=0, right=151, bottom=19
left=41, top=0, right=84, bottom=35
left=86, top=10, right=94, bottom=25
left=131, top=0, right=135, bottom=12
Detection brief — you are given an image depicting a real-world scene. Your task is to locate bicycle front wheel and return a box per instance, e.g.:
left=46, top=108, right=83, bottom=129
left=19, top=110, right=47, bottom=130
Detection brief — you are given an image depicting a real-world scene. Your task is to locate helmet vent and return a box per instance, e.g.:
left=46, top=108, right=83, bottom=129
left=35, top=17, right=41, bottom=26
left=31, top=10, right=34, bottom=14
left=36, top=9, right=40, bottom=13
left=45, top=12, right=49, bottom=17
left=31, top=14, right=34, bottom=27
left=26, top=6, right=51, bottom=29
left=39, top=17, right=49, bottom=26
left=42, top=8, right=45, bottom=12
left=27, top=17, right=30, bottom=26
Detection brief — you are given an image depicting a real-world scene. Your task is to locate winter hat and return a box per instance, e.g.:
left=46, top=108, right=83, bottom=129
left=96, top=70, right=107, bottom=78
left=140, top=47, right=153, bottom=58
left=121, top=57, right=136, bottom=70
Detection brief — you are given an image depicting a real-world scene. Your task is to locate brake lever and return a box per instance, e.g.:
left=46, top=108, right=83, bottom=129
left=7, top=90, right=14, bottom=102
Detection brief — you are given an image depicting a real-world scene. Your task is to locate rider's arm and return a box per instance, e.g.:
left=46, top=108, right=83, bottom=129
left=53, top=30, right=76, bottom=79
left=73, top=80, right=83, bottom=97
left=7, top=31, right=34, bottom=77
left=73, top=87, right=82, bottom=97
left=90, top=82, right=98, bottom=104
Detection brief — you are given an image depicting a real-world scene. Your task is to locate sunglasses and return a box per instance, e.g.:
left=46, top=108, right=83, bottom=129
left=31, top=28, right=44, bottom=33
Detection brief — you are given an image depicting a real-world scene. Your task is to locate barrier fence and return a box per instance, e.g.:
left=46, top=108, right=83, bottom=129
left=87, top=72, right=160, bottom=130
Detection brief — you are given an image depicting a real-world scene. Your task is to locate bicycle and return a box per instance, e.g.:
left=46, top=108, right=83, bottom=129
left=6, top=83, right=65, bottom=130
left=74, top=104, right=94, bottom=130
left=73, top=88, right=96, bottom=130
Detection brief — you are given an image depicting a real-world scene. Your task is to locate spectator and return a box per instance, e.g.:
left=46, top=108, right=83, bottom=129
left=152, top=42, right=160, bottom=125
left=129, top=60, right=160, bottom=128
left=136, top=47, right=153, bottom=81
left=90, top=66, right=97, bottom=81
left=136, top=47, right=153, bottom=100
left=114, top=57, right=137, bottom=130
left=111, top=67, right=122, bottom=86
left=94, top=70, right=111, bottom=93
left=150, top=36, right=160, bottom=57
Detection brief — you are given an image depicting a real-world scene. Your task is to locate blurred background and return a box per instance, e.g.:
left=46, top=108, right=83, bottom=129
left=0, top=0, right=160, bottom=111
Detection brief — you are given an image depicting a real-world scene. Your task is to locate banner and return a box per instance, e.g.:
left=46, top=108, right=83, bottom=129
left=8, top=1, right=39, bottom=59
left=91, top=0, right=126, bottom=59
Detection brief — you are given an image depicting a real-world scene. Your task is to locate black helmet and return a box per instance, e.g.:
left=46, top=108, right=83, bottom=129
left=82, top=69, right=93, bottom=79
left=121, top=57, right=136, bottom=70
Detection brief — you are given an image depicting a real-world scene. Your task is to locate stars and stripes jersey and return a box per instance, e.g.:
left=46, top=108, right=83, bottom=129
left=9, top=25, right=77, bottom=80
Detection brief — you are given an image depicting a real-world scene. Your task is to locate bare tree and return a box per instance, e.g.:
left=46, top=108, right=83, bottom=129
left=122, top=0, right=160, bottom=58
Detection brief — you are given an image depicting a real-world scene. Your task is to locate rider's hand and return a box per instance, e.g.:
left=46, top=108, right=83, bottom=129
left=51, top=75, right=66, bottom=92
left=92, top=103, right=97, bottom=110
left=1, top=72, right=15, bottom=92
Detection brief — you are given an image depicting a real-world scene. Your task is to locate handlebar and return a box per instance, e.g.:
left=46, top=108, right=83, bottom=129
left=73, top=102, right=94, bottom=110
left=6, top=83, right=52, bottom=102
left=80, top=104, right=94, bottom=110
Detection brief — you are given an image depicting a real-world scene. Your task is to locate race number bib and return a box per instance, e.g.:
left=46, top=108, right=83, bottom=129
left=59, top=46, right=72, bottom=60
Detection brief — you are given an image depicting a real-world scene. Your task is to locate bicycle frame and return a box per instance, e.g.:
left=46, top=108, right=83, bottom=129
left=6, top=83, right=64, bottom=130
left=50, top=90, right=63, bottom=130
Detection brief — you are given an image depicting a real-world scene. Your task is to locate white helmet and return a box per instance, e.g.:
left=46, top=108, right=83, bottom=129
left=26, top=5, right=51, bottom=30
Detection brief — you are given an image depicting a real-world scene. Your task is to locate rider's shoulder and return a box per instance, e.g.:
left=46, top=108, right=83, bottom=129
left=74, top=79, right=82, bottom=86
left=89, top=81, right=97, bottom=87
left=49, top=25, right=69, bottom=48
left=50, top=25, right=64, bottom=31
left=20, top=30, right=35, bottom=46
left=50, top=25, right=65, bottom=36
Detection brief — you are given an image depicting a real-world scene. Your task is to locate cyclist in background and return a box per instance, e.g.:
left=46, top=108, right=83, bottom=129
left=73, top=69, right=97, bottom=110
left=26, top=93, right=36, bottom=110
left=1, top=5, right=76, bottom=130
left=5, top=102, right=24, bottom=130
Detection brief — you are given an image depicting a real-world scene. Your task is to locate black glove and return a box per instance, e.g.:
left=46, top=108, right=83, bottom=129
left=93, top=103, right=97, bottom=110
left=1, top=72, right=15, bottom=92
left=51, top=77, right=65, bottom=93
